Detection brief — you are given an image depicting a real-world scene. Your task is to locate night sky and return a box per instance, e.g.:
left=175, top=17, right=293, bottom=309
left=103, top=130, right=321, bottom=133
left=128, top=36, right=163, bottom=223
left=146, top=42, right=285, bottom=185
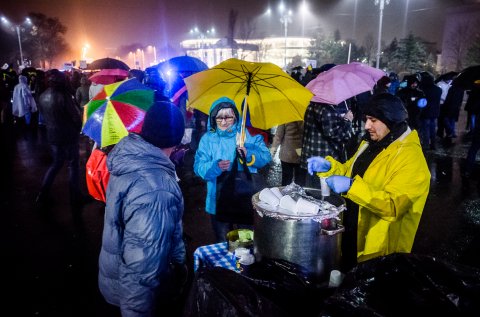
left=1, top=0, right=476, bottom=61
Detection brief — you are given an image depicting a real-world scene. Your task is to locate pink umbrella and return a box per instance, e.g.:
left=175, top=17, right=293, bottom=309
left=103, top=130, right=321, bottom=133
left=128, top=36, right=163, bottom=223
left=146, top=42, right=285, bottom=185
left=89, top=68, right=129, bottom=85
left=306, top=62, right=385, bottom=105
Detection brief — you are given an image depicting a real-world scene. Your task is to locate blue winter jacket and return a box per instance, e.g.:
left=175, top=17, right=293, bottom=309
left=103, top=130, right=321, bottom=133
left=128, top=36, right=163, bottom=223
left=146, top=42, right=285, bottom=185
left=193, top=97, right=271, bottom=215
left=99, top=133, right=185, bottom=317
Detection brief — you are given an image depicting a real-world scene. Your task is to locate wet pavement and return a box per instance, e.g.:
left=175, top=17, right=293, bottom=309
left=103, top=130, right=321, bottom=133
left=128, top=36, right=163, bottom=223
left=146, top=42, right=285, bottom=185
left=1, top=112, right=479, bottom=316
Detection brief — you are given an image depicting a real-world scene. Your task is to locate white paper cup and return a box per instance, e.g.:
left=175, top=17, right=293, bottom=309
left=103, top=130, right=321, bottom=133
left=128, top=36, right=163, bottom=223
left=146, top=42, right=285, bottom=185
left=320, top=177, right=331, bottom=197
left=234, top=247, right=251, bottom=260
left=270, top=187, right=284, bottom=199
left=259, top=188, right=280, bottom=207
left=296, top=198, right=319, bottom=215
left=328, top=270, right=343, bottom=287
left=279, top=195, right=297, bottom=214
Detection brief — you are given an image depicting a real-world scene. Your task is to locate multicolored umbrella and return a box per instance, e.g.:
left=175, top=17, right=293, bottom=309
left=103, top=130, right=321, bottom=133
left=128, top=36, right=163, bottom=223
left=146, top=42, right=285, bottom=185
left=82, top=78, right=154, bottom=147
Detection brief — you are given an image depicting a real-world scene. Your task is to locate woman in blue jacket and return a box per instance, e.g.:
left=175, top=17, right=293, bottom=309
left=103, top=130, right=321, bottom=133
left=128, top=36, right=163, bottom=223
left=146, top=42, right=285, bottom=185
left=194, top=97, right=271, bottom=242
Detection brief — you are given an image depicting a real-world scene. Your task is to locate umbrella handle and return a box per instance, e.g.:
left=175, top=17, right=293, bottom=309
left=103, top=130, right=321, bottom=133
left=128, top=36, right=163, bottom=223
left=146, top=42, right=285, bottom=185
left=239, top=96, right=248, bottom=147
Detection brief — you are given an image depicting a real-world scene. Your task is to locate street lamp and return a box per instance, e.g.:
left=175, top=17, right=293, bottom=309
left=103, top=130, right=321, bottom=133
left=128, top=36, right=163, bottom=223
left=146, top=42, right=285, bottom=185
left=279, top=2, right=292, bottom=69
left=189, top=27, right=215, bottom=63
left=136, top=48, right=145, bottom=70
left=374, top=0, right=390, bottom=69
left=1, top=16, right=32, bottom=68
left=81, top=43, right=90, bottom=60
left=147, top=45, right=157, bottom=66
left=128, top=51, right=137, bottom=69
left=265, top=3, right=292, bottom=68
left=300, top=1, right=308, bottom=38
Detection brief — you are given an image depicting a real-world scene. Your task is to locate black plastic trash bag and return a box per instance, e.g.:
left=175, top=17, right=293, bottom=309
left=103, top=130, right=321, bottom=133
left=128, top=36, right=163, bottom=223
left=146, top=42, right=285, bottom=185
left=243, top=259, right=335, bottom=316
left=319, top=253, right=480, bottom=317
left=183, top=260, right=335, bottom=317
left=182, top=266, right=289, bottom=317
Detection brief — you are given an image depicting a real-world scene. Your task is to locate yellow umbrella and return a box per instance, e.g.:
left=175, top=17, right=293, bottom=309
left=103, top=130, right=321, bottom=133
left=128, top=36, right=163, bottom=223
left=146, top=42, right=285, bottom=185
left=184, top=58, right=313, bottom=145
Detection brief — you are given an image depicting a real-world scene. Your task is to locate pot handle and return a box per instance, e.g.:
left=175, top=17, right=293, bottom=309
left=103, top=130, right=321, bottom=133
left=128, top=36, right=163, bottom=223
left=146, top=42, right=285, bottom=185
left=321, top=225, right=345, bottom=236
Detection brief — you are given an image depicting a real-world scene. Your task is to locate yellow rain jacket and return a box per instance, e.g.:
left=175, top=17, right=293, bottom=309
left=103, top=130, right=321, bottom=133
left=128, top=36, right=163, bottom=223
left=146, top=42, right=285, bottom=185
left=318, top=128, right=430, bottom=263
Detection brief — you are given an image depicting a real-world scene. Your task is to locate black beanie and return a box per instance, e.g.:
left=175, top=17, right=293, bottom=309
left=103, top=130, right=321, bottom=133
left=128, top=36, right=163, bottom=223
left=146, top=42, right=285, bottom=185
left=140, top=101, right=185, bottom=148
left=363, top=93, right=408, bottom=129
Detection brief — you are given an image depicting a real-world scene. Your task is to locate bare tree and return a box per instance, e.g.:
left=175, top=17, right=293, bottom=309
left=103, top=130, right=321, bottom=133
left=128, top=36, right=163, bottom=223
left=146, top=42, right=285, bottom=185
left=258, top=40, right=271, bottom=62
left=24, top=12, right=69, bottom=69
left=237, top=18, right=257, bottom=60
left=363, top=33, right=375, bottom=66
left=445, top=20, right=475, bottom=71
left=228, top=9, right=238, bottom=58
left=465, top=21, right=480, bottom=67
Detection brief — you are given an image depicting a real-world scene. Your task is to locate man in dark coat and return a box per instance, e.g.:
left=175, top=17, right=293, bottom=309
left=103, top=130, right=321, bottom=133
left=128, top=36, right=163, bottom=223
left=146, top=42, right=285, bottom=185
left=36, top=69, right=84, bottom=206
left=441, top=83, right=465, bottom=139
left=419, top=73, right=442, bottom=150
left=396, top=74, right=425, bottom=131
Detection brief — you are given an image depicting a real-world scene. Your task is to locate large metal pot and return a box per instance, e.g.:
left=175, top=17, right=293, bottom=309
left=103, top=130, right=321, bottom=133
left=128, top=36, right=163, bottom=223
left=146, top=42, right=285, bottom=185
left=252, top=188, right=345, bottom=283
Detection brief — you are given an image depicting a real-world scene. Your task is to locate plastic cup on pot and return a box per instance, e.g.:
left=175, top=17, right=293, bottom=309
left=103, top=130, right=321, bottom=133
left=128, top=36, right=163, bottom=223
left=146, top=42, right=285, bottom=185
left=270, top=187, right=284, bottom=199
left=320, top=177, right=331, bottom=197
left=279, top=195, right=297, bottom=214
left=296, top=198, right=319, bottom=215
left=259, top=188, right=280, bottom=207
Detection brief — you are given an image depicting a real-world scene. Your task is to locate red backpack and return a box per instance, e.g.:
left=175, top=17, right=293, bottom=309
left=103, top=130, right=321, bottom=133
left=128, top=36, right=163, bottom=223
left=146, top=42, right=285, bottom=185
left=85, top=148, right=110, bottom=202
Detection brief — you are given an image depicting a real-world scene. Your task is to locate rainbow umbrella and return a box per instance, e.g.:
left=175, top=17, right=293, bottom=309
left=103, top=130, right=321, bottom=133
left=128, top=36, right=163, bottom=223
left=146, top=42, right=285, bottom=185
left=82, top=78, right=154, bottom=147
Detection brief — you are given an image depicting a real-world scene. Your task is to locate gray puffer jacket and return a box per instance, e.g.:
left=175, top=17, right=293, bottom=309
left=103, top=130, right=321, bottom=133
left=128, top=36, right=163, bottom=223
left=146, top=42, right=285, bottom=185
left=98, top=133, right=185, bottom=317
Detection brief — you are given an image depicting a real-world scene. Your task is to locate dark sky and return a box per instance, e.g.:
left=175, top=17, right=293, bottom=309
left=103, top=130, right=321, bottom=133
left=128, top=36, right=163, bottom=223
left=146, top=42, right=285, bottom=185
left=1, top=0, right=476, bottom=61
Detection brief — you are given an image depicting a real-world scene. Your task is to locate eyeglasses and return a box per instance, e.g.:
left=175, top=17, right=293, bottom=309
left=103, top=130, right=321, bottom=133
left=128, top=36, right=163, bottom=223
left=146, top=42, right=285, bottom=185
left=215, top=116, right=235, bottom=123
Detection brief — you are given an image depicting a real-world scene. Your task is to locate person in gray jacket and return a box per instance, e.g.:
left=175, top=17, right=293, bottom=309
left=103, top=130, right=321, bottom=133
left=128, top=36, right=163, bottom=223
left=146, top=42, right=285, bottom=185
left=98, top=100, right=187, bottom=316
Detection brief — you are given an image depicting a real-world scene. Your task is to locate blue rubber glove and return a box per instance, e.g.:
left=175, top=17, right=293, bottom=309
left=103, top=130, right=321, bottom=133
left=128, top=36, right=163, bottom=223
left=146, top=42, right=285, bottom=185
left=307, top=156, right=331, bottom=175
left=417, top=98, right=427, bottom=108
left=326, top=175, right=352, bottom=193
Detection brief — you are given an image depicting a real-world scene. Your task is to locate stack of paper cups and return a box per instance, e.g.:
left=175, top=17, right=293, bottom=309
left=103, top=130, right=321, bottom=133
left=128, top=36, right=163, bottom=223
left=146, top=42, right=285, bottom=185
left=270, top=187, right=284, bottom=199
left=259, top=188, right=280, bottom=207
left=279, top=195, right=297, bottom=214
left=320, top=177, right=330, bottom=197
left=295, top=198, right=319, bottom=215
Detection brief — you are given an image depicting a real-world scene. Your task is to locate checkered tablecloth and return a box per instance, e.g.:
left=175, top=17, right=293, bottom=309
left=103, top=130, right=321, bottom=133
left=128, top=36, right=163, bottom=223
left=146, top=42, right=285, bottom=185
left=193, top=242, right=237, bottom=272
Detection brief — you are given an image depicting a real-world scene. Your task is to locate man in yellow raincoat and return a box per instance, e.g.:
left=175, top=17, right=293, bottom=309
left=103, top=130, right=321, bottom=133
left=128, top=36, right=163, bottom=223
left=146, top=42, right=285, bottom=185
left=308, top=93, right=430, bottom=271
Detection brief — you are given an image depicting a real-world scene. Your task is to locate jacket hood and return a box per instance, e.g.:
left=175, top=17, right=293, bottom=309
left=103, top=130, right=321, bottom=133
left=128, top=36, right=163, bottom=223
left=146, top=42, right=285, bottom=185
left=19, top=75, right=28, bottom=85
left=107, top=133, right=176, bottom=178
left=207, top=97, right=241, bottom=132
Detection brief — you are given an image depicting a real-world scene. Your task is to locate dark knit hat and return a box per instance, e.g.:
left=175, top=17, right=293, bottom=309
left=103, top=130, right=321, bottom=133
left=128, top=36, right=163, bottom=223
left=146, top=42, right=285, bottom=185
left=377, top=75, right=391, bottom=87
left=140, top=101, right=185, bottom=148
left=47, top=69, right=67, bottom=87
left=363, top=93, right=408, bottom=129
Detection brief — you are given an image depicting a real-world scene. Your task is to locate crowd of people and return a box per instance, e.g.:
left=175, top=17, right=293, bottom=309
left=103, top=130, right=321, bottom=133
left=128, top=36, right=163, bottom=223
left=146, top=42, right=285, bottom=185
left=1, top=61, right=479, bottom=316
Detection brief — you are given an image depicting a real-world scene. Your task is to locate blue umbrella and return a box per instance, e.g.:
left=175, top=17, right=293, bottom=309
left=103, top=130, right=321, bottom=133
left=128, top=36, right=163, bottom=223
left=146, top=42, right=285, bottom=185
left=157, top=55, right=208, bottom=77
left=157, top=56, right=208, bottom=100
